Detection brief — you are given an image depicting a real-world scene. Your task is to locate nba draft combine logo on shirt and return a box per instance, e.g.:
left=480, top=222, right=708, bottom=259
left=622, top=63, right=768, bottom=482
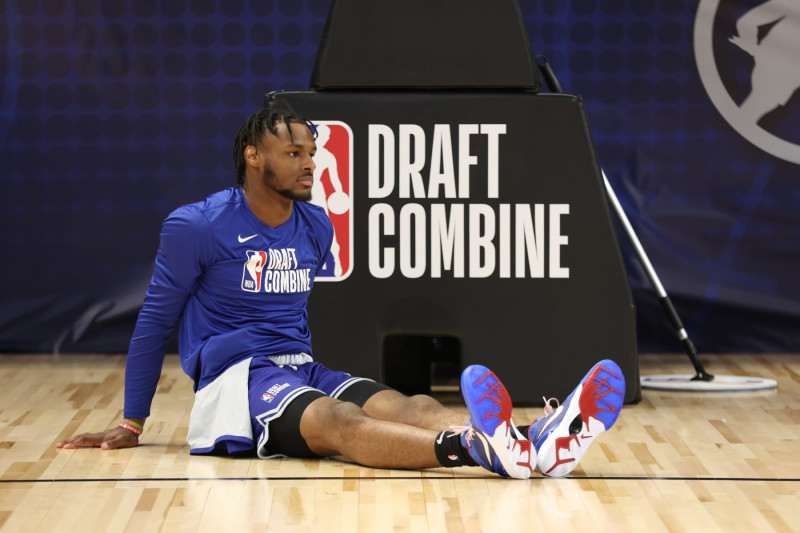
left=310, top=121, right=354, bottom=281
left=241, top=249, right=312, bottom=294
left=695, top=0, right=800, bottom=164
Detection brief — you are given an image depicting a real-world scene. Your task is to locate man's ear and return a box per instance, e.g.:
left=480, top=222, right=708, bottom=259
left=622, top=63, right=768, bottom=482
left=244, top=145, right=259, bottom=166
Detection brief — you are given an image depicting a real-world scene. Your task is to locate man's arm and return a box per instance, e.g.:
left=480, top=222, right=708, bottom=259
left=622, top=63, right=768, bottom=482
left=56, top=208, right=209, bottom=450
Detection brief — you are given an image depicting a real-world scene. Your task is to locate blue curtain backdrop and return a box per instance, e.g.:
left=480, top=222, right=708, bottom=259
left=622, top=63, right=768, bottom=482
left=1, top=0, right=798, bottom=354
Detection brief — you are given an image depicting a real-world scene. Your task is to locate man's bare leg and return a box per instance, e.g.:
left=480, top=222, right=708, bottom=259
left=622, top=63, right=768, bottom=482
left=298, top=396, right=444, bottom=469
left=298, top=369, right=535, bottom=479
left=361, top=390, right=467, bottom=431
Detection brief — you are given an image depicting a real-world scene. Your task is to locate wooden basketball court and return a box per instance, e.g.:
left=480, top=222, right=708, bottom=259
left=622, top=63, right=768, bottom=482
left=0, top=353, right=798, bottom=532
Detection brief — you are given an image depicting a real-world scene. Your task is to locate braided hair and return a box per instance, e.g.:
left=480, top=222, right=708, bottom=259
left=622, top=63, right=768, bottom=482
left=232, top=94, right=316, bottom=186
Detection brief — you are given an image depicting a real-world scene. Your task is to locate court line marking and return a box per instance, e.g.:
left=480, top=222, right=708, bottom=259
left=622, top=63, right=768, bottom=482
left=1, top=475, right=799, bottom=484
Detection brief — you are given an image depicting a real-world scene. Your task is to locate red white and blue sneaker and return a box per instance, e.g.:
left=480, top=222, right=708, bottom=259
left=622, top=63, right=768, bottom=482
left=528, top=359, right=625, bottom=477
left=453, top=365, right=534, bottom=480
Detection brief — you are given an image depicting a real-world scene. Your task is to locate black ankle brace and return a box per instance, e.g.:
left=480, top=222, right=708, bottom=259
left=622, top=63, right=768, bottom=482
left=434, top=430, right=478, bottom=467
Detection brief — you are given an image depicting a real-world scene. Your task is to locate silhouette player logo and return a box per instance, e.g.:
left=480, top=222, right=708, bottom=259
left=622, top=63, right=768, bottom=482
left=695, top=0, right=800, bottom=164
left=242, top=251, right=267, bottom=292
left=310, top=121, right=354, bottom=281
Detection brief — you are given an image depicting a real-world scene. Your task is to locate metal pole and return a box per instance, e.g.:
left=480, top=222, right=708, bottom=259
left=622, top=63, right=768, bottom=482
left=601, top=173, right=713, bottom=381
left=536, top=54, right=714, bottom=381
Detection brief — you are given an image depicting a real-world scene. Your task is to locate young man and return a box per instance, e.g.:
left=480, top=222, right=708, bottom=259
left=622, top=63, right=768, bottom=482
left=57, top=100, right=626, bottom=479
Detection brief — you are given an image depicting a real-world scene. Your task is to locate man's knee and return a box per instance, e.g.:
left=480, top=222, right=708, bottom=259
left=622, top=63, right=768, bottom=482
left=363, top=390, right=443, bottom=419
left=300, top=396, right=369, bottom=454
left=399, top=393, right=445, bottom=415
left=407, top=393, right=445, bottom=410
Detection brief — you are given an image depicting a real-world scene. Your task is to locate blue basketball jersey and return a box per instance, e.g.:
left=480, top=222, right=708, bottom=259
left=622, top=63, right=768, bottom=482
left=124, top=188, right=334, bottom=418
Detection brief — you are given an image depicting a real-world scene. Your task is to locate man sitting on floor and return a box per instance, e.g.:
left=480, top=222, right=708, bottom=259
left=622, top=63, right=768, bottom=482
left=57, top=98, right=625, bottom=479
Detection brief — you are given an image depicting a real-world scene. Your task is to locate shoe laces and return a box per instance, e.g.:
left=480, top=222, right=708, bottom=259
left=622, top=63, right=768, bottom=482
left=449, top=424, right=475, bottom=446
left=528, top=397, right=561, bottom=444
left=454, top=423, right=533, bottom=476
left=542, top=397, right=560, bottom=417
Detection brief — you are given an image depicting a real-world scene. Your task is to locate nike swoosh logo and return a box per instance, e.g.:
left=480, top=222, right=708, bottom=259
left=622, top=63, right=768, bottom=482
left=238, top=234, right=258, bottom=243
left=436, top=432, right=445, bottom=445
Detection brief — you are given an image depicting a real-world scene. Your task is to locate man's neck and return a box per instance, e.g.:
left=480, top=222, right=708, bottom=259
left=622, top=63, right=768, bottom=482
left=242, top=186, right=293, bottom=228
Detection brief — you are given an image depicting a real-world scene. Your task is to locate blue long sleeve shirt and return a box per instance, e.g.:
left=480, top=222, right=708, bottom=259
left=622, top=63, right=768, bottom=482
left=123, top=188, right=334, bottom=418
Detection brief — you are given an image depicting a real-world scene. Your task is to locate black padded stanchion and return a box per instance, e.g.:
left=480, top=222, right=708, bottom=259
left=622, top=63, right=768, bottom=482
left=311, top=0, right=540, bottom=89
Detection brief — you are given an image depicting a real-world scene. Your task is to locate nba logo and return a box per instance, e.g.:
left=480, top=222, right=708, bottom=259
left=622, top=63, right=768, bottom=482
left=242, top=250, right=267, bottom=292
left=310, top=121, right=354, bottom=281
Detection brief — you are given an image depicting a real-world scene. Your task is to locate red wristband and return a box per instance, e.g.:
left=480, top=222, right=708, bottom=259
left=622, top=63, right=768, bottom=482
left=118, top=422, right=142, bottom=436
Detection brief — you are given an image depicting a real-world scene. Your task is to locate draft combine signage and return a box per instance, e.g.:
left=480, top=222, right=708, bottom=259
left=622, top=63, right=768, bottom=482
left=286, top=92, right=638, bottom=404
left=365, top=123, right=570, bottom=280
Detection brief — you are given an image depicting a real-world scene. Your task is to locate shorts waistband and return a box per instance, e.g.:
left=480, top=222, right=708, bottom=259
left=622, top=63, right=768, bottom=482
left=266, top=353, right=313, bottom=366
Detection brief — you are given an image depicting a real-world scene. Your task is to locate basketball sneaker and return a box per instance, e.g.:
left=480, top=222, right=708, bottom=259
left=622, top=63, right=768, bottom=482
left=528, top=359, right=625, bottom=477
left=453, top=365, right=534, bottom=479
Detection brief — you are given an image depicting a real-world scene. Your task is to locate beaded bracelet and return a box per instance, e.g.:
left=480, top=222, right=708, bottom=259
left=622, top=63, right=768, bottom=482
left=118, top=419, right=143, bottom=436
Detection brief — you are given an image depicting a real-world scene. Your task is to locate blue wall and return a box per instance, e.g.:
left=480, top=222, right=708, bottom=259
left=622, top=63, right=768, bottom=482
left=1, top=0, right=798, bottom=353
